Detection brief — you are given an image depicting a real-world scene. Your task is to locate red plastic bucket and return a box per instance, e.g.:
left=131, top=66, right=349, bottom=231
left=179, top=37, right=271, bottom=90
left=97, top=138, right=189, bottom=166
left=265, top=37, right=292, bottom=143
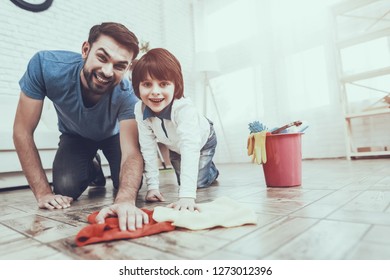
left=262, top=133, right=303, bottom=187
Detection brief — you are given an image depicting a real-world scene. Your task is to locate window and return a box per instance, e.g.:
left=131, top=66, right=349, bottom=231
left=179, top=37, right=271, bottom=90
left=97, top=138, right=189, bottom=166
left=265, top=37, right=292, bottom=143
left=340, top=37, right=390, bottom=75
left=208, top=67, right=262, bottom=125
left=284, top=46, right=330, bottom=111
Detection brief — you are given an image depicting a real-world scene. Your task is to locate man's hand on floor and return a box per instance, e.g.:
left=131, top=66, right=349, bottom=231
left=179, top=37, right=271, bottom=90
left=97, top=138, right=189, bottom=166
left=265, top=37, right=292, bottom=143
left=38, top=193, right=73, bottom=210
left=95, top=203, right=149, bottom=231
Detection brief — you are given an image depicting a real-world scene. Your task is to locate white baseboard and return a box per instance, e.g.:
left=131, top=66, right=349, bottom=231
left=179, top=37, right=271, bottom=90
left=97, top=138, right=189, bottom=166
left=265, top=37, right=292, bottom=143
left=0, top=164, right=111, bottom=190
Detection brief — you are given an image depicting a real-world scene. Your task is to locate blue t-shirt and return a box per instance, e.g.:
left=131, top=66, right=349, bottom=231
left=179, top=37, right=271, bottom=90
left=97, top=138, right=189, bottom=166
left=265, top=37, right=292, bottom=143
left=19, top=50, right=139, bottom=141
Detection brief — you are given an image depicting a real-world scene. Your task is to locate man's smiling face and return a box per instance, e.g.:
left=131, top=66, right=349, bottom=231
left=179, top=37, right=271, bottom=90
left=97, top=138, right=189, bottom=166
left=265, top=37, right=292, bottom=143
left=81, top=34, right=133, bottom=96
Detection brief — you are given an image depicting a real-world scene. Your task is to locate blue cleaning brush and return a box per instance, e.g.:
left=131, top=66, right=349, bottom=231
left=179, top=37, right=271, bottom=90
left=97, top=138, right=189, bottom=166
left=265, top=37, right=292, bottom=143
left=248, top=121, right=267, bottom=134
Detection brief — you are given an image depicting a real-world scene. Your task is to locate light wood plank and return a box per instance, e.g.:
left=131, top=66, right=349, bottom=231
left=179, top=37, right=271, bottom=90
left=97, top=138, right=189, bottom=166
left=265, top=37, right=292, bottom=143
left=0, top=224, right=26, bottom=245
left=329, top=210, right=390, bottom=226
left=0, top=206, right=30, bottom=222
left=50, top=237, right=184, bottom=260
left=1, top=243, right=63, bottom=260
left=131, top=230, right=229, bottom=259
left=1, top=214, right=81, bottom=243
left=341, top=191, right=390, bottom=212
left=267, top=220, right=369, bottom=259
left=222, top=217, right=318, bottom=259
left=198, top=213, right=283, bottom=241
left=363, top=225, right=390, bottom=245
left=290, top=203, right=340, bottom=219
left=346, top=241, right=390, bottom=260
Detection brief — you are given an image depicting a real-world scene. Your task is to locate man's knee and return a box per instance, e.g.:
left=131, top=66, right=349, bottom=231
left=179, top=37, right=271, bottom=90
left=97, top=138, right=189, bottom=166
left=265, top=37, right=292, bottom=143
left=52, top=174, right=86, bottom=200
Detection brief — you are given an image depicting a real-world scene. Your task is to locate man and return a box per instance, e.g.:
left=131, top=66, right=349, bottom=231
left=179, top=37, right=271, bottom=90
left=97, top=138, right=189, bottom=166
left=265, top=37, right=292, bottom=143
left=13, top=22, right=148, bottom=231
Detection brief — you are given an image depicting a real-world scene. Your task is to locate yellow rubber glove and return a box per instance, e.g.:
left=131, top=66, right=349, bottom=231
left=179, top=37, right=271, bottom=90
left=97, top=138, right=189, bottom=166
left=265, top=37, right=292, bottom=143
left=259, top=131, right=267, bottom=164
left=247, top=131, right=267, bottom=164
left=247, top=134, right=255, bottom=156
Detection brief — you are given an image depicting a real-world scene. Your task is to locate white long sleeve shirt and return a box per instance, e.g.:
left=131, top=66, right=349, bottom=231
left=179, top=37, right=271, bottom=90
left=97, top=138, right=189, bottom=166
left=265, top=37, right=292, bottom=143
left=135, top=98, right=210, bottom=198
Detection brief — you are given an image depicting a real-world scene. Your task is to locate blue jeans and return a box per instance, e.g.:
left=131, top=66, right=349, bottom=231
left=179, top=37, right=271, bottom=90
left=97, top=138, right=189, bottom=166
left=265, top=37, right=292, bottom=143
left=169, top=122, right=219, bottom=188
left=52, top=133, right=121, bottom=199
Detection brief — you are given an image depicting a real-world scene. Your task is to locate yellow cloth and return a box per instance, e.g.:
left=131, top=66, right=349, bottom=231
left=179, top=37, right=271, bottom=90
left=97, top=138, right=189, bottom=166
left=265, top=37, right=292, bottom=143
left=247, top=131, right=267, bottom=164
left=152, top=197, right=257, bottom=230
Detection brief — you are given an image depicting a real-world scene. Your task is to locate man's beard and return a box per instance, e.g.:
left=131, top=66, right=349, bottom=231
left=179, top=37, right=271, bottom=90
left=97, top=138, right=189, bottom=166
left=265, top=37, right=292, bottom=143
left=82, top=67, right=116, bottom=96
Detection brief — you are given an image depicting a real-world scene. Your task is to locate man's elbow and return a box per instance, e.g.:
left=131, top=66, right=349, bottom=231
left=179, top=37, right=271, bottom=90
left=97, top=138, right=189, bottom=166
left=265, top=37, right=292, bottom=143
left=13, top=124, right=22, bottom=143
left=13, top=124, right=32, bottom=147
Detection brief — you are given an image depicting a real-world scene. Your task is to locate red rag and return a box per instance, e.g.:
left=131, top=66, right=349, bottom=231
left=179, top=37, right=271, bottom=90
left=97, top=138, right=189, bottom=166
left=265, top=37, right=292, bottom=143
left=75, top=208, right=175, bottom=246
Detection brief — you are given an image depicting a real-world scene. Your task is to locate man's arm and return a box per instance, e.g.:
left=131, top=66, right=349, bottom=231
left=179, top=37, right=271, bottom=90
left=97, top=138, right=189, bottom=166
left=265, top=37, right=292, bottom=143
left=13, top=92, right=72, bottom=209
left=96, top=119, right=149, bottom=231
left=116, top=119, right=144, bottom=204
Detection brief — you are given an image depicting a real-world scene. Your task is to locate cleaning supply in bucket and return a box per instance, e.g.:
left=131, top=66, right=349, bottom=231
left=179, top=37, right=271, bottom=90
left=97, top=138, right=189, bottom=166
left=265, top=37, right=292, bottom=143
left=270, top=120, right=309, bottom=134
left=271, top=121, right=302, bottom=134
left=247, top=121, right=269, bottom=164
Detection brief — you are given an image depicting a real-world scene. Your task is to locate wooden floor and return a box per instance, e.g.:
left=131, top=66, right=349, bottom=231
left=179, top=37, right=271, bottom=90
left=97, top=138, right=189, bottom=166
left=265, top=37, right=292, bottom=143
left=1, top=158, right=389, bottom=260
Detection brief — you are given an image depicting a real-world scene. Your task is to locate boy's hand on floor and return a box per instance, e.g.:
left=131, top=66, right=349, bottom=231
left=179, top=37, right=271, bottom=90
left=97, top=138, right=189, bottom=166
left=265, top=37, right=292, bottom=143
left=167, top=198, right=198, bottom=212
left=145, top=189, right=165, bottom=202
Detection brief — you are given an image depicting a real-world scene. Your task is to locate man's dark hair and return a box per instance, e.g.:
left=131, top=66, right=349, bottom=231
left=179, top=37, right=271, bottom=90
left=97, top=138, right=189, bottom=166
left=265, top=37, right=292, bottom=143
left=88, top=22, right=139, bottom=60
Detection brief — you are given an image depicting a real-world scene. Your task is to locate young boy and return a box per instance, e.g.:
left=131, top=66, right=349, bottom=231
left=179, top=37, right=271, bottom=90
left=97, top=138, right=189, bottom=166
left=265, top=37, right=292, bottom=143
left=132, top=48, right=219, bottom=211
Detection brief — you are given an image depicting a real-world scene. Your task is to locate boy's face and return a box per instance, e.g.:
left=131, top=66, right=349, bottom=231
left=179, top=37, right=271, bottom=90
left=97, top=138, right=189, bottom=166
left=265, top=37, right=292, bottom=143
left=81, top=34, right=133, bottom=95
left=139, top=74, right=175, bottom=113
